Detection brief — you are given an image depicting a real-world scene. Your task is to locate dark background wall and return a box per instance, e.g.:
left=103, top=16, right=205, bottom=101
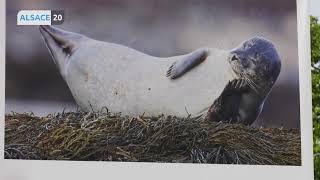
left=5, top=0, right=300, bottom=128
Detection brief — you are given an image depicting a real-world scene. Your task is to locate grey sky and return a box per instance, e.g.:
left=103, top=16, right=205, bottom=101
left=311, top=0, right=320, bottom=18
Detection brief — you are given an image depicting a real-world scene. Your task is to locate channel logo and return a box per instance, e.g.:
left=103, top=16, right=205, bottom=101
left=17, top=10, right=64, bottom=25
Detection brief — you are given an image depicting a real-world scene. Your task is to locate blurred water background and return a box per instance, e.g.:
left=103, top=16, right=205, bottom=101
left=6, top=0, right=300, bottom=128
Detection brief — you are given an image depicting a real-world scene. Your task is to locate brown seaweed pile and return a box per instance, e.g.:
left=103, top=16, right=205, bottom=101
left=4, top=111, right=301, bottom=165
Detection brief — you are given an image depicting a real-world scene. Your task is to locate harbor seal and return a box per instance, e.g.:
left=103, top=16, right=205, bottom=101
left=39, top=26, right=281, bottom=125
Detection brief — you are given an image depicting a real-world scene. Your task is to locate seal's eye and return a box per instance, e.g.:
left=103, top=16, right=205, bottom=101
left=248, top=43, right=253, bottom=48
left=245, top=42, right=254, bottom=49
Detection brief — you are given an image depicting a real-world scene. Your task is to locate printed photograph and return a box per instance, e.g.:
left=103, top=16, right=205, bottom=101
left=5, top=0, right=301, bottom=165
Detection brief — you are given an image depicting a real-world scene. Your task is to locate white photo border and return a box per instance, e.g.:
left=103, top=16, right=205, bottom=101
left=0, top=0, right=314, bottom=179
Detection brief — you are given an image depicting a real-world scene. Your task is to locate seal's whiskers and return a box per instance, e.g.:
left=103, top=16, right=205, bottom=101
left=240, top=72, right=260, bottom=95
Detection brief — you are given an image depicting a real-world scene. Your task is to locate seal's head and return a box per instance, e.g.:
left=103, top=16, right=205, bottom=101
left=39, top=25, right=88, bottom=79
left=228, top=36, right=281, bottom=95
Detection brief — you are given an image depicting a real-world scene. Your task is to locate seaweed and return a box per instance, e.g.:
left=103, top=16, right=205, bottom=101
left=4, top=111, right=301, bottom=165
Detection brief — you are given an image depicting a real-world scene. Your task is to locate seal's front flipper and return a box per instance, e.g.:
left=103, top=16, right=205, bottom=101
left=222, top=78, right=248, bottom=95
left=166, top=49, right=208, bottom=79
left=206, top=78, right=249, bottom=123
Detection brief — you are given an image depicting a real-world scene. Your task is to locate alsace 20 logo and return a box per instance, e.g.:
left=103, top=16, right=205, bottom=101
left=17, top=10, right=64, bottom=25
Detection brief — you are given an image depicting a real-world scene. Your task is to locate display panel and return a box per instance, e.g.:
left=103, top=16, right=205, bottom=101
left=4, top=0, right=302, bottom=166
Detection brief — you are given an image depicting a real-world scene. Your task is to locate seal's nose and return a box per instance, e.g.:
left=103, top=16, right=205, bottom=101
left=230, top=54, right=238, bottom=61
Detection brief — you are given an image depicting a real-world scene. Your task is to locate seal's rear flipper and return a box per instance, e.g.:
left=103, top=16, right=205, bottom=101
left=39, top=26, right=87, bottom=77
left=166, top=49, right=208, bottom=79
left=39, top=26, right=85, bottom=56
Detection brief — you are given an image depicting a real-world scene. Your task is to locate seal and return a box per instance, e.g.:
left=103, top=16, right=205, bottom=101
left=39, top=26, right=281, bottom=125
